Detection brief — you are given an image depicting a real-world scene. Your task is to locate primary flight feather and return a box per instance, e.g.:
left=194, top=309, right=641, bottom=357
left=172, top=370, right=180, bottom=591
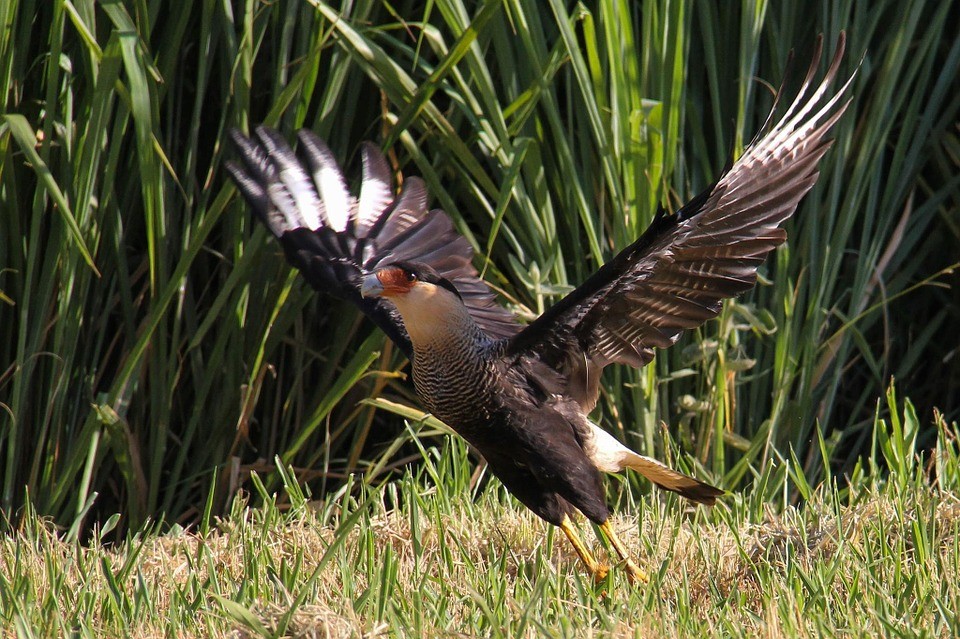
left=227, top=34, right=854, bottom=583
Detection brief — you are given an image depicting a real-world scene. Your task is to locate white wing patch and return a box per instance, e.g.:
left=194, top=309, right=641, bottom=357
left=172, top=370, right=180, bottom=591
left=357, top=143, right=393, bottom=234
left=280, top=166, right=323, bottom=230
left=313, top=164, right=352, bottom=232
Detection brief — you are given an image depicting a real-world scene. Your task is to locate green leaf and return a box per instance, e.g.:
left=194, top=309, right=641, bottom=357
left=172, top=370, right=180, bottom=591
left=2, top=114, right=99, bottom=275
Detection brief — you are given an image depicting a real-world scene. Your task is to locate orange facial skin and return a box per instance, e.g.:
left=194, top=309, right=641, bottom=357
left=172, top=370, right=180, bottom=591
left=376, top=267, right=417, bottom=297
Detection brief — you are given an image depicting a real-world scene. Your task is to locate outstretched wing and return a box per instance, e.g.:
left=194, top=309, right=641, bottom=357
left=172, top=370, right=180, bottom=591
left=226, top=128, right=519, bottom=358
left=507, top=33, right=855, bottom=411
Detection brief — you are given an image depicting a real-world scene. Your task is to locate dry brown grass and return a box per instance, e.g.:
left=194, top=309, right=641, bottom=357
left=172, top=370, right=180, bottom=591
left=3, top=478, right=957, bottom=638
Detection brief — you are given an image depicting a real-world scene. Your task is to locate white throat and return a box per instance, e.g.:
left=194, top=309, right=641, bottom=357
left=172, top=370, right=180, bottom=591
left=387, top=283, right=479, bottom=352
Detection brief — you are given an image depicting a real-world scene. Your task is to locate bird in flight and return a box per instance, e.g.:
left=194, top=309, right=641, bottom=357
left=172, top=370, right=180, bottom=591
left=227, top=34, right=853, bottom=584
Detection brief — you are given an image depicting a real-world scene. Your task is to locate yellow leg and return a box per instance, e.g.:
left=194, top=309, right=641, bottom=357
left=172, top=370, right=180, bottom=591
left=598, top=520, right=649, bottom=584
left=559, top=515, right=609, bottom=583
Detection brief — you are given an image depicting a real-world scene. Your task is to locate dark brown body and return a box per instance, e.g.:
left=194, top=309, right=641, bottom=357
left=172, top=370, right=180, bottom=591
left=408, top=311, right=610, bottom=527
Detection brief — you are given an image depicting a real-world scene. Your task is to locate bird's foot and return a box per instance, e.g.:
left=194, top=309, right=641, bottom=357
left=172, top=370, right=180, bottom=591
left=619, top=558, right=649, bottom=585
left=592, top=562, right=610, bottom=585
left=596, top=520, right=649, bottom=585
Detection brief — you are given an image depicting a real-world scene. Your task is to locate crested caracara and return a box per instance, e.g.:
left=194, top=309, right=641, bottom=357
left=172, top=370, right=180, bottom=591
left=227, top=34, right=854, bottom=583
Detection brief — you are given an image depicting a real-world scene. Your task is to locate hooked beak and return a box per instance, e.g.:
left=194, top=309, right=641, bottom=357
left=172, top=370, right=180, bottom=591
left=360, top=272, right=384, bottom=298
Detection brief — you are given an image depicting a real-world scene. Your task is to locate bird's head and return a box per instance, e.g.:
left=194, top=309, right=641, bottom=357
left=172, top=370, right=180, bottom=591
left=361, top=262, right=469, bottom=347
left=360, top=262, right=462, bottom=301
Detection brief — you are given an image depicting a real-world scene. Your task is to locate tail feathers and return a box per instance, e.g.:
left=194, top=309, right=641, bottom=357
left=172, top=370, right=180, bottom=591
left=586, top=421, right=724, bottom=505
left=621, top=451, right=725, bottom=505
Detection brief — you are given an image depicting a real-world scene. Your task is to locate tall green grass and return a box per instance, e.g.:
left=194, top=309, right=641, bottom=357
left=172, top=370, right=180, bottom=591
left=0, top=0, right=958, bottom=534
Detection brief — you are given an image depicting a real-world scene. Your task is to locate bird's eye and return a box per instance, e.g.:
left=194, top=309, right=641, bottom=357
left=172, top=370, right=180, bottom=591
left=404, top=270, right=417, bottom=282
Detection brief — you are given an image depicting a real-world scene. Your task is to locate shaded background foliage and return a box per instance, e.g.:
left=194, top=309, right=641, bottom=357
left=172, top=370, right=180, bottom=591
left=0, top=0, right=957, bottom=535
